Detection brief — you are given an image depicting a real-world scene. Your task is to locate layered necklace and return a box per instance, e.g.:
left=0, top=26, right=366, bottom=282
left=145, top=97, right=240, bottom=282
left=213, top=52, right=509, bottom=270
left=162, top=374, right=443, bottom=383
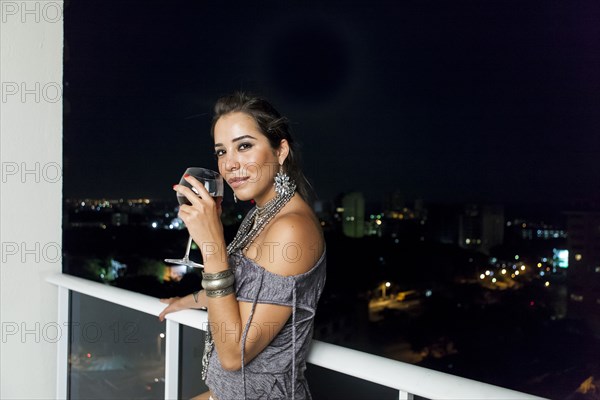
left=201, top=181, right=296, bottom=380
left=227, top=181, right=297, bottom=254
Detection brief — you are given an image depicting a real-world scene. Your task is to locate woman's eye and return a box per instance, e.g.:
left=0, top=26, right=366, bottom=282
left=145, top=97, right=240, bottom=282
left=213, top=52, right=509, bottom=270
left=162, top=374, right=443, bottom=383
left=239, top=142, right=253, bottom=151
left=215, top=149, right=225, bottom=157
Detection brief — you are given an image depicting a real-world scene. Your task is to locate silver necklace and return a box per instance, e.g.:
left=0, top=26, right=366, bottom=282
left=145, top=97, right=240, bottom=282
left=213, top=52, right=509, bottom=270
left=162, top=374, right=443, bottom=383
left=227, top=183, right=296, bottom=254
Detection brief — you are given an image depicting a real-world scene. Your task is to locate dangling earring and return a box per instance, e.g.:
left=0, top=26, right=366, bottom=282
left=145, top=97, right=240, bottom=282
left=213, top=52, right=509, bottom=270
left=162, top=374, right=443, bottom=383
left=274, top=165, right=293, bottom=196
left=233, top=193, right=237, bottom=203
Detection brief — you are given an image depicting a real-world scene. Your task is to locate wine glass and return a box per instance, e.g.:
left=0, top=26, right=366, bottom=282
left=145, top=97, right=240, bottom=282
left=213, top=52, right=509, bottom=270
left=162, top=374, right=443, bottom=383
left=165, top=167, right=224, bottom=268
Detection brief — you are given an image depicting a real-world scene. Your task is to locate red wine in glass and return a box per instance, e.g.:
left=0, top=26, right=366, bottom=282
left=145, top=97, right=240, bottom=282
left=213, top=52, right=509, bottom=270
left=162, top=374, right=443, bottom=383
left=165, top=167, right=224, bottom=268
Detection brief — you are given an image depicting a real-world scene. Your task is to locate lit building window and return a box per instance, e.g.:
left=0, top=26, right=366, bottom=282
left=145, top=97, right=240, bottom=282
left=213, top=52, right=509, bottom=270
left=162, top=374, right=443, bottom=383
left=570, top=293, right=584, bottom=302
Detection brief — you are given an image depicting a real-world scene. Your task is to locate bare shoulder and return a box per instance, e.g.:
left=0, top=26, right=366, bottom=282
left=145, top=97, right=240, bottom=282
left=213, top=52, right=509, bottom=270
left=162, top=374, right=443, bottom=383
left=257, top=204, right=324, bottom=276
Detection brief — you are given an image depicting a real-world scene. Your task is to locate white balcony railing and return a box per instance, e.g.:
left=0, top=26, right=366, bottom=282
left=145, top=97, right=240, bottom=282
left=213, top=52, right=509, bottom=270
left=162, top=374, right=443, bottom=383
left=47, top=273, right=546, bottom=400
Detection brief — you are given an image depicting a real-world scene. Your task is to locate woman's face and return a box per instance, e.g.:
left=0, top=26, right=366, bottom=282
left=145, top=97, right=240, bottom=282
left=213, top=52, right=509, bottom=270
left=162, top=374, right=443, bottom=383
left=213, top=112, right=287, bottom=205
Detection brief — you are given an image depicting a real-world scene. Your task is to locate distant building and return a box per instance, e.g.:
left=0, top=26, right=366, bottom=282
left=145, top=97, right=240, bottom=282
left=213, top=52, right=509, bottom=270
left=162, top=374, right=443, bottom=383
left=342, top=192, right=365, bottom=238
left=313, top=199, right=334, bottom=231
left=111, top=212, right=128, bottom=226
left=481, top=206, right=504, bottom=253
left=459, top=205, right=504, bottom=254
left=379, top=194, right=427, bottom=241
left=566, top=211, right=600, bottom=335
left=381, top=207, right=425, bottom=241
left=459, top=205, right=481, bottom=249
left=423, top=204, right=459, bottom=244
left=504, top=218, right=567, bottom=242
left=383, top=190, right=405, bottom=212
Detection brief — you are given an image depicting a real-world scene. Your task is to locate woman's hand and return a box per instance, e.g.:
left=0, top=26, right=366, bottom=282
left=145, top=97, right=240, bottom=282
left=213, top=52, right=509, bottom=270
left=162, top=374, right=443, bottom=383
left=158, top=297, right=184, bottom=322
left=159, top=291, right=209, bottom=322
left=174, top=175, right=227, bottom=263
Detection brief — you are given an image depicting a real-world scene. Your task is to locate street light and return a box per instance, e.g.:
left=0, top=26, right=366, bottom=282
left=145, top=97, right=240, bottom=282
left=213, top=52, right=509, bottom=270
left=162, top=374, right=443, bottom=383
left=382, top=281, right=391, bottom=298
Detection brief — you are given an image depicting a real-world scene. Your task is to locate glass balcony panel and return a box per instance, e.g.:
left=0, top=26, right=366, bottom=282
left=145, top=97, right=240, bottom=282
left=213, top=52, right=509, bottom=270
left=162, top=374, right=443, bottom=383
left=69, top=292, right=166, bottom=399
left=180, top=324, right=209, bottom=399
left=305, top=364, right=428, bottom=400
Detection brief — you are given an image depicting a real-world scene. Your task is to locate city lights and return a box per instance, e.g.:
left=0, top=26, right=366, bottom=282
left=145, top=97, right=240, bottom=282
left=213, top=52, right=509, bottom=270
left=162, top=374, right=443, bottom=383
left=55, top=189, right=588, bottom=399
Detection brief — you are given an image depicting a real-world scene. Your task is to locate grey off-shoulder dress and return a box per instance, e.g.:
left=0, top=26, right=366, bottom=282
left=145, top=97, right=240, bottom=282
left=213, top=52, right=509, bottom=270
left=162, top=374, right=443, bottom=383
left=205, top=247, right=327, bottom=400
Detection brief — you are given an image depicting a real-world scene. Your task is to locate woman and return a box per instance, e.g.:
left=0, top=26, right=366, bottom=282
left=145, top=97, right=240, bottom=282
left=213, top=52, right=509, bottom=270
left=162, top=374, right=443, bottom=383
left=159, top=92, right=326, bottom=400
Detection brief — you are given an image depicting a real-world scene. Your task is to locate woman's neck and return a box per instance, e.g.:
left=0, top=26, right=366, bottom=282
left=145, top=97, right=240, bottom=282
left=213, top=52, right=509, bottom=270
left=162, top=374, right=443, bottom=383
left=254, top=188, right=278, bottom=209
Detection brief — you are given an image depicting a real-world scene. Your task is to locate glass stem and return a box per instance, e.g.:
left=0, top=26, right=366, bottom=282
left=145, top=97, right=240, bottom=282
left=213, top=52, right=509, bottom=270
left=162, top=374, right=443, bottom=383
left=184, top=236, right=193, bottom=260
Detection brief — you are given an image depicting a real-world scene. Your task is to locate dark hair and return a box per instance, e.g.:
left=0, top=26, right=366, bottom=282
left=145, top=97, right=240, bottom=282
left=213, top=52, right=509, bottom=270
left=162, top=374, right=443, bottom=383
left=210, top=92, right=314, bottom=202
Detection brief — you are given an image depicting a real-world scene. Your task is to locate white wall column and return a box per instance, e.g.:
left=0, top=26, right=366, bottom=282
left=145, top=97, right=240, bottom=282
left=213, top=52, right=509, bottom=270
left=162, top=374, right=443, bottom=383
left=1, top=1, right=64, bottom=398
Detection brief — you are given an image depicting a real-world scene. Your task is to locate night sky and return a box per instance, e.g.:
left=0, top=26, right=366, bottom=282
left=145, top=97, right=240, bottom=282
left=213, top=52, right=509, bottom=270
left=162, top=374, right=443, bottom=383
left=63, top=0, right=600, bottom=205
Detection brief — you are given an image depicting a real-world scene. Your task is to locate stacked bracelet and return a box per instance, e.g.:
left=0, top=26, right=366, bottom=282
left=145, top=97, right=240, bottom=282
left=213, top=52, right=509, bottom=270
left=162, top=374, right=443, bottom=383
left=202, top=269, right=235, bottom=298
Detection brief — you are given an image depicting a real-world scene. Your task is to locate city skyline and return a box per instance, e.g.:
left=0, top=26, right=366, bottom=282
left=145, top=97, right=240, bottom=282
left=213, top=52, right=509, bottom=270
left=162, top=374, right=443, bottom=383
left=63, top=1, right=600, bottom=205
left=61, top=182, right=598, bottom=399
